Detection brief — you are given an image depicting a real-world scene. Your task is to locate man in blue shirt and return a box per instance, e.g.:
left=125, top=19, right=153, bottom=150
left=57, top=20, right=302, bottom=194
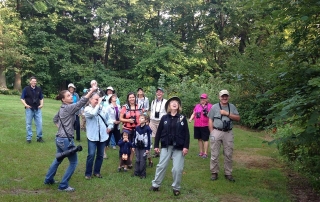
left=20, top=76, right=44, bottom=143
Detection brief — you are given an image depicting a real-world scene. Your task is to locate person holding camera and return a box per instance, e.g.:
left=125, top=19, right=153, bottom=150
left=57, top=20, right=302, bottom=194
left=150, top=97, right=190, bottom=196
left=149, top=88, right=167, bottom=157
left=188, top=94, right=213, bottom=158
left=44, top=86, right=97, bottom=192
left=84, top=93, right=113, bottom=179
left=132, top=114, right=152, bottom=178
left=20, top=76, right=44, bottom=143
left=207, top=90, right=240, bottom=182
left=68, top=83, right=81, bottom=141
left=120, top=92, right=143, bottom=166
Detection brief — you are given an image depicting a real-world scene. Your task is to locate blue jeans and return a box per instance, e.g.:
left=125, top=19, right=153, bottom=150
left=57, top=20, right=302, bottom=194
left=110, top=135, right=116, bottom=147
left=85, top=139, right=106, bottom=176
left=44, top=137, right=78, bottom=189
left=25, top=108, right=43, bottom=140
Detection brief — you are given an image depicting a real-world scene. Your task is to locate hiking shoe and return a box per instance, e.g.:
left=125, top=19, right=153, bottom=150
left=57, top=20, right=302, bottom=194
left=198, top=152, right=204, bottom=157
left=85, top=176, right=91, bottom=180
left=123, top=168, right=128, bottom=172
left=58, top=186, right=75, bottom=192
left=211, top=173, right=218, bottom=181
left=112, top=146, right=116, bottom=150
left=225, top=175, right=235, bottom=182
left=37, top=138, right=44, bottom=143
left=202, top=154, right=208, bottom=158
left=44, top=180, right=59, bottom=185
left=117, top=167, right=122, bottom=172
left=173, top=189, right=180, bottom=196
left=149, top=186, right=159, bottom=191
left=27, top=140, right=31, bottom=143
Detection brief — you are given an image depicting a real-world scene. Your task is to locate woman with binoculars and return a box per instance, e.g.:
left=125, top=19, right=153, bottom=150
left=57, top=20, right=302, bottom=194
left=44, top=86, right=97, bottom=192
left=188, top=93, right=213, bottom=159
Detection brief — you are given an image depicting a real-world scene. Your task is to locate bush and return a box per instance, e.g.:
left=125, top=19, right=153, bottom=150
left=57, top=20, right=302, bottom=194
left=0, top=89, right=20, bottom=95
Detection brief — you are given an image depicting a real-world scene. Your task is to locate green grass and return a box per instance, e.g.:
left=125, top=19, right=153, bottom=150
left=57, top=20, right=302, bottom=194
left=0, top=95, right=292, bottom=201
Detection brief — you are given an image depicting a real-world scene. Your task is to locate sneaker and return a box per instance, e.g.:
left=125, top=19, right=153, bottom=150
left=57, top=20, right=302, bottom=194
left=94, top=174, right=102, bottom=178
left=140, top=175, right=146, bottom=179
left=112, top=146, right=116, bottom=150
left=85, top=176, right=91, bottom=180
left=103, top=153, right=108, bottom=159
left=123, top=168, right=128, bottom=172
left=27, top=140, right=31, bottom=143
left=117, top=167, right=122, bottom=172
left=58, top=186, right=75, bottom=192
left=198, top=152, right=204, bottom=157
left=202, top=154, right=208, bottom=158
left=37, top=138, right=44, bottom=143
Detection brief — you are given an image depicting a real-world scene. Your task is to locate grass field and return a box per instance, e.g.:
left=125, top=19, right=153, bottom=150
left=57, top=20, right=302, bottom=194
left=0, top=94, right=292, bottom=201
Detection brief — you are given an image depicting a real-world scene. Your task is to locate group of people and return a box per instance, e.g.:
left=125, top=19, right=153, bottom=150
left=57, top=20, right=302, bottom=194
left=20, top=76, right=240, bottom=196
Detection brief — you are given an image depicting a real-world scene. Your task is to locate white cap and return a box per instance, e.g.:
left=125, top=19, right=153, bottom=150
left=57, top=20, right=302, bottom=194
left=219, top=90, right=229, bottom=96
left=68, top=83, right=76, bottom=89
left=106, top=86, right=114, bottom=91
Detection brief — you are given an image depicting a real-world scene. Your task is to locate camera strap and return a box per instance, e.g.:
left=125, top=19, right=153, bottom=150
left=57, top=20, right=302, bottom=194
left=218, top=103, right=230, bottom=120
left=58, top=111, right=72, bottom=142
left=98, top=113, right=108, bottom=128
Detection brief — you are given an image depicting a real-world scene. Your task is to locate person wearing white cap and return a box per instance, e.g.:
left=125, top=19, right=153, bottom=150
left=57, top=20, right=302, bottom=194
left=68, top=83, right=81, bottom=141
left=207, top=90, right=240, bottom=182
left=188, top=93, right=213, bottom=158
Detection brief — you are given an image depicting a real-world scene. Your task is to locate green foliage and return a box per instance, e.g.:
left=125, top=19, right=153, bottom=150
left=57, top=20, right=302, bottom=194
left=0, top=89, right=20, bottom=95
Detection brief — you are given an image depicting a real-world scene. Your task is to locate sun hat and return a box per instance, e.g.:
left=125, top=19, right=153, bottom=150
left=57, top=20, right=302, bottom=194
left=165, top=96, right=181, bottom=111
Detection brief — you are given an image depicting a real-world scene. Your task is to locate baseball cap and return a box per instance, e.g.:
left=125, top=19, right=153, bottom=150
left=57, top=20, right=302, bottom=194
left=219, top=90, right=230, bottom=96
left=200, top=93, right=208, bottom=99
left=156, top=87, right=164, bottom=92
left=68, top=83, right=76, bottom=89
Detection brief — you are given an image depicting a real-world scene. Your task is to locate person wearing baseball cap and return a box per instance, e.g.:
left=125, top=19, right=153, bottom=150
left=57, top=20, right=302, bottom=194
left=207, top=90, right=240, bottom=182
left=68, top=83, right=81, bottom=141
left=188, top=93, right=213, bottom=159
left=149, top=87, right=167, bottom=158
left=150, top=96, right=190, bottom=196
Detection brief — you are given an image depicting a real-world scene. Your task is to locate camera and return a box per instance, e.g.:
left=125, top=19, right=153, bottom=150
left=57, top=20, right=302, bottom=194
left=155, top=112, right=160, bottom=119
left=203, top=109, right=208, bottom=117
left=130, top=116, right=137, bottom=125
left=196, top=112, right=201, bottom=118
left=222, top=120, right=231, bottom=131
left=56, top=145, right=83, bottom=162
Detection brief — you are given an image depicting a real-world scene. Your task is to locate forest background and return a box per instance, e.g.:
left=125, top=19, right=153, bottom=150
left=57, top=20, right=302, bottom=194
left=0, top=0, right=319, bottom=190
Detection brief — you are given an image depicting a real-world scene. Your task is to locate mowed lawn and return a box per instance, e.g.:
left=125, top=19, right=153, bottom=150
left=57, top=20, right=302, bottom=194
left=0, top=94, right=291, bottom=202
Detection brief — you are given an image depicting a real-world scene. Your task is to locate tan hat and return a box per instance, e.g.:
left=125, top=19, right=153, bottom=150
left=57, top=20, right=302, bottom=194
left=219, top=90, right=229, bottom=96
left=68, top=83, right=76, bottom=89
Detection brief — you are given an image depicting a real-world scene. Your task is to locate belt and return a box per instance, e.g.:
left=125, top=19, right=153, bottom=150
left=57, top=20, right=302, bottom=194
left=214, top=127, right=232, bottom=132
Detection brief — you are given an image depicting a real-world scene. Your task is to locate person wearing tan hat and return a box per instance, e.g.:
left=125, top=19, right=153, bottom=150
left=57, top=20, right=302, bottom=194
left=207, top=90, right=240, bottom=182
left=68, top=83, right=81, bottom=141
left=150, top=96, right=190, bottom=196
left=149, top=88, right=167, bottom=158
left=189, top=93, right=213, bottom=158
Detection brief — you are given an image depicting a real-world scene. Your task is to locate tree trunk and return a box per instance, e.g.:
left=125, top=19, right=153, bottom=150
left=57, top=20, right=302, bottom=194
left=104, top=28, right=112, bottom=68
left=0, top=65, right=8, bottom=90
left=14, top=70, right=22, bottom=91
